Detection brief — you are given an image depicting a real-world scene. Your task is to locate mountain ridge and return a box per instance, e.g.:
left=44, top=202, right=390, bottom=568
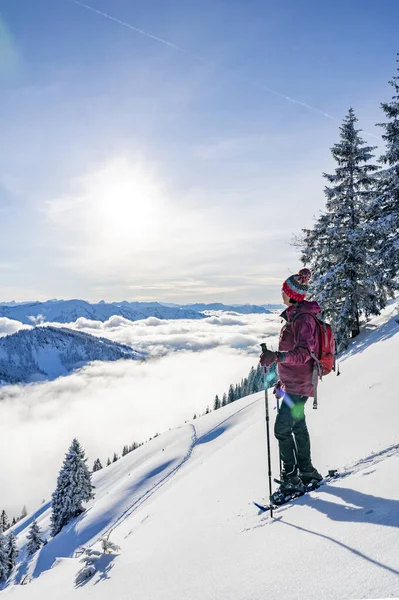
left=0, top=326, right=142, bottom=384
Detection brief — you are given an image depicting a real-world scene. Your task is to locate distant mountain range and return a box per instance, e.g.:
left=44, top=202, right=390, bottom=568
left=0, top=300, right=205, bottom=325
left=179, top=303, right=274, bottom=314
left=0, top=326, right=142, bottom=385
left=0, top=300, right=282, bottom=325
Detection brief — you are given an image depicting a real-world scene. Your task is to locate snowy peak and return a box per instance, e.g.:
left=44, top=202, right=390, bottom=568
left=0, top=326, right=142, bottom=384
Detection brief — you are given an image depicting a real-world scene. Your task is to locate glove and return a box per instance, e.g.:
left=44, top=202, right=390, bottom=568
left=273, top=382, right=283, bottom=400
left=259, top=349, right=278, bottom=367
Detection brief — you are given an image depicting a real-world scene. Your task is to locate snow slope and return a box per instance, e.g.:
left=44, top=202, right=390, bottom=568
left=0, top=326, right=142, bottom=384
left=0, top=300, right=205, bottom=325
left=3, top=300, right=399, bottom=599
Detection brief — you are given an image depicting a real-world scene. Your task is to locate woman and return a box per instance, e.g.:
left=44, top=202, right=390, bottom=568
left=260, top=268, right=323, bottom=495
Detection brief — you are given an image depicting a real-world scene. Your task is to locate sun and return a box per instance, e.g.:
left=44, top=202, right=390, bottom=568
left=85, top=156, right=165, bottom=249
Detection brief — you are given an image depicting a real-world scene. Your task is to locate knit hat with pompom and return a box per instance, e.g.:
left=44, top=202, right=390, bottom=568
left=282, top=268, right=312, bottom=302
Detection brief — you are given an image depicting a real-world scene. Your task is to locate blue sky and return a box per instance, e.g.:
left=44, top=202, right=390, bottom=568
left=0, top=0, right=398, bottom=303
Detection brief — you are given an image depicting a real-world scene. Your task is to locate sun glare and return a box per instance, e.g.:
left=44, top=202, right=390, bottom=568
left=83, top=157, right=166, bottom=252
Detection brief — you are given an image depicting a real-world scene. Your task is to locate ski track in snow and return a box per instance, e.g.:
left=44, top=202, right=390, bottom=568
left=99, top=424, right=198, bottom=539
left=101, top=398, right=260, bottom=541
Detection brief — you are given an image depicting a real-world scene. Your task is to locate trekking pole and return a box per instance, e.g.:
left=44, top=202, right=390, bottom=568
left=276, top=396, right=282, bottom=476
left=260, top=343, right=273, bottom=517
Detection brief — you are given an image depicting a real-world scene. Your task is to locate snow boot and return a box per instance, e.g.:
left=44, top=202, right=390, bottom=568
left=299, top=467, right=323, bottom=485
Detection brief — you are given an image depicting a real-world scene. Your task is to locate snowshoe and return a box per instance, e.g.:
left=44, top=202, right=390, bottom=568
left=270, top=475, right=305, bottom=505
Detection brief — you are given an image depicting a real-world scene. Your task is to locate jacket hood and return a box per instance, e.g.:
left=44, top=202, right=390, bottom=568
left=281, top=300, right=321, bottom=321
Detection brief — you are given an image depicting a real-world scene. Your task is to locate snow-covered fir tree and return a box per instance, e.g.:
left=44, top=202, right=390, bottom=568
left=0, top=510, right=9, bottom=533
left=98, top=532, right=121, bottom=554
left=92, top=458, right=103, bottom=472
left=0, top=531, right=8, bottom=581
left=221, top=393, right=227, bottom=407
left=213, top=395, right=221, bottom=410
left=112, top=453, right=119, bottom=463
left=372, top=54, right=399, bottom=290
left=301, top=108, right=385, bottom=348
left=122, top=445, right=129, bottom=457
left=227, top=384, right=235, bottom=404
left=20, top=506, right=27, bottom=519
left=26, top=520, right=44, bottom=556
left=50, top=438, right=95, bottom=537
left=6, top=532, right=19, bottom=574
left=106, top=457, right=111, bottom=466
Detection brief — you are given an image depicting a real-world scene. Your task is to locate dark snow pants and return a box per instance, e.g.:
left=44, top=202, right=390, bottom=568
left=274, top=394, right=313, bottom=476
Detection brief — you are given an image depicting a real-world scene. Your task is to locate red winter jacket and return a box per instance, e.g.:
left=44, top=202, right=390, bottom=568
left=277, top=300, right=321, bottom=398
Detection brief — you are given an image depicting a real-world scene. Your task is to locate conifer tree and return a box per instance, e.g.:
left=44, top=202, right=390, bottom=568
left=26, top=520, right=43, bottom=556
left=21, top=506, right=27, bottom=520
left=122, top=445, right=129, bottom=457
left=213, top=395, right=221, bottom=410
left=106, top=457, right=111, bottom=466
left=92, top=458, right=103, bottom=472
left=0, top=532, right=8, bottom=580
left=112, top=452, right=119, bottom=463
left=0, top=510, right=9, bottom=533
left=254, top=365, right=263, bottom=392
left=227, top=384, right=235, bottom=404
left=247, top=366, right=256, bottom=394
left=6, top=532, right=19, bottom=573
left=221, top=393, right=227, bottom=407
left=372, top=54, right=399, bottom=290
left=301, top=108, right=383, bottom=348
left=50, top=439, right=95, bottom=537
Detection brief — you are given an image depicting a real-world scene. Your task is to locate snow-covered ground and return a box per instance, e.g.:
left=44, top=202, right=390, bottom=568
left=3, top=300, right=399, bottom=599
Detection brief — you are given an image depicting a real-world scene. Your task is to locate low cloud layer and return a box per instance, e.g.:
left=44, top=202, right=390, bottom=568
left=0, top=312, right=281, bottom=516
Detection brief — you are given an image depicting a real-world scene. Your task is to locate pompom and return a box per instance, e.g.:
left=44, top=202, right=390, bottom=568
left=297, top=268, right=311, bottom=284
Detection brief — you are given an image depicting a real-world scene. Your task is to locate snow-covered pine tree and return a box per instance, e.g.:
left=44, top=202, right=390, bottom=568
left=227, top=384, right=235, bottom=404
left=98, top=532, right=121, bottom=554
left=254, top=364, right=263, bottom=392
left=122, top=445, right=129, bottom=457
left=301, top=108, right=383, bottom=348
left=0, top=510, right=10, bottom=533
left=372, top=54, right=399, bottom=290
left=20, top=506, right=27, bottom=520
left=221, top=393, right=227, bottom=407
left=92, top=458, right=103, bottom=472
left=26, top=521, right=44, bottom=556
left=50, top=439, right=95, bottom=537
left=247, top=366, right=256, bottom=394
left=6, top=532, right=19, bottom=574
left=106, top=457, right=111, bottom=466
left=112, top=452, right=119, bottom=463
left=213, top=395, right=221, bottom=410
left=0, top=532, right=8, bottom=580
